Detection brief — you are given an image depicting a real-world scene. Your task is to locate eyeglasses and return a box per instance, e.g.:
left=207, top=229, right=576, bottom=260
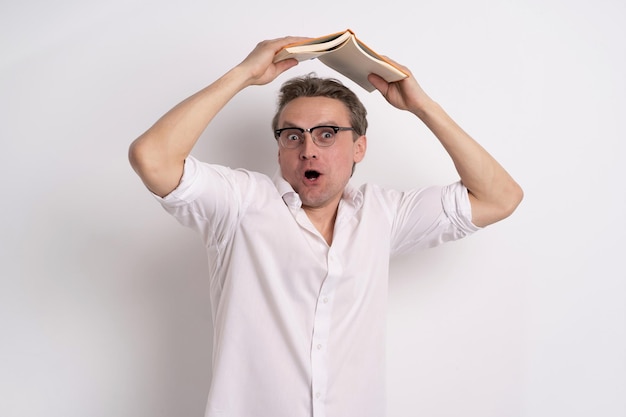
left=274, top=125, right=355, bottom=149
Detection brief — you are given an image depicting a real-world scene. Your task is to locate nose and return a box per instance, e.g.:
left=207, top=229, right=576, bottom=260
left=299, top=133, right=318, bottom=160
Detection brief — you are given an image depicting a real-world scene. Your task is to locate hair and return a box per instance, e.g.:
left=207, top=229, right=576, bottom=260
left=271, top=73, right=368, bottom=137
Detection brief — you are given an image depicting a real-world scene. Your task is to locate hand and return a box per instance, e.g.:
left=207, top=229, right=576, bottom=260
left=367, top=58, right=433, bottom=116
left=236, top=36, right=310, bottom=87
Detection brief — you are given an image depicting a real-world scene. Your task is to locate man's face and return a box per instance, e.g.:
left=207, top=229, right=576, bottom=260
left=277, top=96, right=367, bottom=211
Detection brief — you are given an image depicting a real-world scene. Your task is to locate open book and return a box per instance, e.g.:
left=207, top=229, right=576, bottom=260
left=273, top=29, right=409, bottom=92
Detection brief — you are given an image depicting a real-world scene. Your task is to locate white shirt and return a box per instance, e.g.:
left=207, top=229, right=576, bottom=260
left=156, top=156, right=479, bottom=417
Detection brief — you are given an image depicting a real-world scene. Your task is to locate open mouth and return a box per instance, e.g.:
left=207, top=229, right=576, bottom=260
left=304, top=170, right=321, bottom=180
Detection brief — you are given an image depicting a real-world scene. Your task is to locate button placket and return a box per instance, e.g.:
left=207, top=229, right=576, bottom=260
left=310, top=249, right=342, bottom=417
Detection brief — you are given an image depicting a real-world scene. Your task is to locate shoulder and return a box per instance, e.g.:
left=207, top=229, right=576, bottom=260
left=159, top=156, right=275, bottom=207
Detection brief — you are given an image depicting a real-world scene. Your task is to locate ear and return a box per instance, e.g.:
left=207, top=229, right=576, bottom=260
left=353, top=135, right=367, bottom=163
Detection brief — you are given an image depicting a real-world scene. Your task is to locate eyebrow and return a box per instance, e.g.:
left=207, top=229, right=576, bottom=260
left=278, top=121, right=342, bottom=128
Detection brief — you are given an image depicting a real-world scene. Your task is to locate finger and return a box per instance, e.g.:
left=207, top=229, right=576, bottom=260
left=270, top=36, right=312, bottom=51
left=274, top=58, right=299, bottom=72
left=367, top=73, right=389, bottom=95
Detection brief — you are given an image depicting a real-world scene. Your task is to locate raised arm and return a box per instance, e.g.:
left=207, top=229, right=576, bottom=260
left=128, top=36, right=307, bottom=197
left=368, top=61, right=523, bottom=228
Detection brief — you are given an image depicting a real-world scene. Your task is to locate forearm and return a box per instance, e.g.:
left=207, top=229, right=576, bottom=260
left=128, top=36, right=305, bottom=197
left=413, top=99, right=523, bottom=227
left=369, top=62, right=522, bottom=226
left=128, top=66, right=252, bottom=197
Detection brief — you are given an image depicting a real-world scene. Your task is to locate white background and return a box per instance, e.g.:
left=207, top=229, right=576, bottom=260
left=1, top=0, right=625, bottom=416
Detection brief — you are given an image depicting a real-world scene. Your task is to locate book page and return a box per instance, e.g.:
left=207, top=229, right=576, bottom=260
left=318, top=35, right=407, bottom=92
left=273, top=31, right=352, bottom=62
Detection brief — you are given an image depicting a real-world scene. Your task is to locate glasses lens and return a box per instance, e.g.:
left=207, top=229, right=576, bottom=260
left=311, top=126, right=337, bottom=147
left=279, top=129, right=303, bottom=148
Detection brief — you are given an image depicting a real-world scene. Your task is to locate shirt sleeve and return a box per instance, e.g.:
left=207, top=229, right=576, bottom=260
left=387, top=181, right=481, bottom=256
left=151, top=155, right=255, bottom=248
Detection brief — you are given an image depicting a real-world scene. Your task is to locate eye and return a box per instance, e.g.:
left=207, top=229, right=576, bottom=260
left=316, top=127, right=336, bottom=141
left=279, top=128, right=303, bottom=142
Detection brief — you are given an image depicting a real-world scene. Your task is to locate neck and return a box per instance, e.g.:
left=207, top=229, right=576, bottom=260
left=303, top=205, right=338, bottom=246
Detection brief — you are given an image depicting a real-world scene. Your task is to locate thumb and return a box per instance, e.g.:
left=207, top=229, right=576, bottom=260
left=367, top=73, right=389, bottom=96
left=275, top=58, right=299, bottom=73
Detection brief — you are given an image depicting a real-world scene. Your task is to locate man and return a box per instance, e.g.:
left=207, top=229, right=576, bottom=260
left=129, top=36, right=523, bottom=417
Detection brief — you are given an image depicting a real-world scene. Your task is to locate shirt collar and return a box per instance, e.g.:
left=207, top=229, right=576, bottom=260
left=272, top=169, right=364, bottom=211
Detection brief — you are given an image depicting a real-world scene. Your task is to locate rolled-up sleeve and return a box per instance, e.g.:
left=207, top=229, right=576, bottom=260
left=441, top=181, right=482, bottom=235
left=387, top=181, right=481, bottom=256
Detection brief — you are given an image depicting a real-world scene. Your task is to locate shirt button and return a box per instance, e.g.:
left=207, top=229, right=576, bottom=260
left=323, top=297, right=329, bottom=304
left=317, top=344, right=322, bottom=350
left=315, top=392, right=321, bottom=399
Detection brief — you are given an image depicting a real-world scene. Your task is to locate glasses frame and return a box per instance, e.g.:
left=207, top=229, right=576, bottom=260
left=274, top=125, right=355, bottom=148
